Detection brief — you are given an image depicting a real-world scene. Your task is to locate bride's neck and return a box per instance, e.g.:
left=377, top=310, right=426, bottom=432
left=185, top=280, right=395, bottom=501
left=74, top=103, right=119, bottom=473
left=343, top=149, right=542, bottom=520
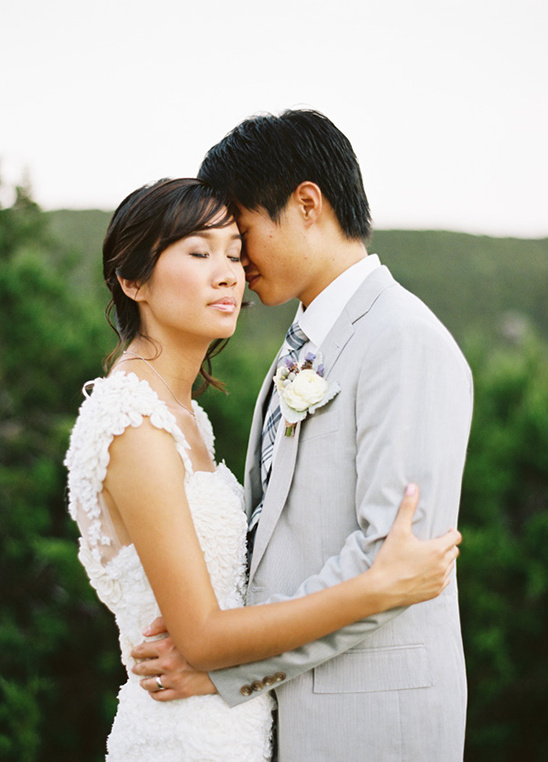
left=121, top=340, right=204, bottom=409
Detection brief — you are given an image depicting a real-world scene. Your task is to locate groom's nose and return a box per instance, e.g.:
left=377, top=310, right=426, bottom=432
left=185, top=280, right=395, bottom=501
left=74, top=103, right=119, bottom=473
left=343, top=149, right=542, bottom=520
left=241, top=249, right=251, bottom=268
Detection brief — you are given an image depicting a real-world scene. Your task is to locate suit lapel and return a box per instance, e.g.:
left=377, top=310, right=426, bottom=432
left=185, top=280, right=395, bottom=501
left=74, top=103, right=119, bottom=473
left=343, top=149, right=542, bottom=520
left=315, top=266, right=395, bottom=377
left=248, top=311, right=356, bottom=576
left=247, top=266, right=397, bottom=577
left=249, top=418, right=303, bottom=580
left=343, top=265, right=395, bottom=326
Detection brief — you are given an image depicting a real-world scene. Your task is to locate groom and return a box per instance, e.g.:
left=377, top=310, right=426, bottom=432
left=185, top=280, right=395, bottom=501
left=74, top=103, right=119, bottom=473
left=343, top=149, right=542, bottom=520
left=132, top=110, right=473, bottom=760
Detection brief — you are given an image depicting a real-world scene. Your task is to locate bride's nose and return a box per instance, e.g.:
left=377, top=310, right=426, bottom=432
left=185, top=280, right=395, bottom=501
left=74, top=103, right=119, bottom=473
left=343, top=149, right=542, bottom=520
left=213, top=260, right=240, bottom=288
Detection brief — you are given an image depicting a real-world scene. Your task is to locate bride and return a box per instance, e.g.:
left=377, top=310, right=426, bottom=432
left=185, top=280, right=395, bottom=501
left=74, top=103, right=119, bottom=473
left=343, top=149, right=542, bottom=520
left=65, top=177, right=461, bottom=761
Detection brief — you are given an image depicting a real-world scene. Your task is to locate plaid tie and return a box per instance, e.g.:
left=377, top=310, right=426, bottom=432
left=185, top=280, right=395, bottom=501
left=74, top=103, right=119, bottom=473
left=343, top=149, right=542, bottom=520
left=248, top=322, right=308, bottom=541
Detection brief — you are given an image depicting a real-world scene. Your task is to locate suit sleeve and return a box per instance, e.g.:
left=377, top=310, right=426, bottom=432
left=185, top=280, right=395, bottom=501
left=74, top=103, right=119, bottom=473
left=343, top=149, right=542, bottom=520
left=211, top=308, right=473, bottom=706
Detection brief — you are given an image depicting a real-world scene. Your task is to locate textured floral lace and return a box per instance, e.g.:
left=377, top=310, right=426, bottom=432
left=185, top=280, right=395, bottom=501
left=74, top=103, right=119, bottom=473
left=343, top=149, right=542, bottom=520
left=65, top=372, right=273, bottom=761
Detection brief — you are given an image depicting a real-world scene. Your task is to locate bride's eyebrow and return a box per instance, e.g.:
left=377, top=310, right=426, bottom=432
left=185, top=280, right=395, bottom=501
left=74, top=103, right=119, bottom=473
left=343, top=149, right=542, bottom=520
left=192, top=231, right=243, bottom=242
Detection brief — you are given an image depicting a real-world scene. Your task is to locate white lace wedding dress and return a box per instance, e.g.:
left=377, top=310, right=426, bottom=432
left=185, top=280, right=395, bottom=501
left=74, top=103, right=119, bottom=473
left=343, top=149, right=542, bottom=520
left=65, top=371, right=274, bottom=761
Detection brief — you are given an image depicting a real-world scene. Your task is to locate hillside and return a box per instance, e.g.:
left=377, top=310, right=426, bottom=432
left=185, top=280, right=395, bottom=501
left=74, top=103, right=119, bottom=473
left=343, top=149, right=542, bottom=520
left=45, top=209, right=548, bottom=348
left=371, top=229, right=548, bottom=343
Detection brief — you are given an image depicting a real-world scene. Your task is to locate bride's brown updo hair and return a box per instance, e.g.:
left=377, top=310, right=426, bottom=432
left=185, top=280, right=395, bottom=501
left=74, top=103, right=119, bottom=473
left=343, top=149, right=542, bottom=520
left=103, top=178, right=238, bottom=393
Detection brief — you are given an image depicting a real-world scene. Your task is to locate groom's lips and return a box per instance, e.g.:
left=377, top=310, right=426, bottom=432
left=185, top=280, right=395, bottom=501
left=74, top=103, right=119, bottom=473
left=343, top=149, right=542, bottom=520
left=245, top=271, right=260, bottom=290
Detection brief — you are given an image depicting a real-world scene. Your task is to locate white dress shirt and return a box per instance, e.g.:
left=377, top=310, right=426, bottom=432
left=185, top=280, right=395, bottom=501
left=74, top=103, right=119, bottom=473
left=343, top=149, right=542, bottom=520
left=281, top=254, right=381, bottom=356
left=271, top=254, right=381, bottom=461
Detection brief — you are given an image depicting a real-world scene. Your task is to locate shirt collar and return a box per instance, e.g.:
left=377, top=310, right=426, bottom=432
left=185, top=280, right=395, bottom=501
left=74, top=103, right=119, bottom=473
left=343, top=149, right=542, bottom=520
left=295, top=254, right=381, bottom=349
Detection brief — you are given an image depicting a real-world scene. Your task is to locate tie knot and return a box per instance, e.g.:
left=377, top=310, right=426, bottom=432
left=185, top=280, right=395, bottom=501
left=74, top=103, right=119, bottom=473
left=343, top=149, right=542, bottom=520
left=285, top=322, right=308, bottom=352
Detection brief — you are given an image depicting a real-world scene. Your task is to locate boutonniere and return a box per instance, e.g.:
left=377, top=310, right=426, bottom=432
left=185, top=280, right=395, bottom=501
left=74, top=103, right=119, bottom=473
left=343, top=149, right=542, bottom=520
left=273, top=352, right=340, bottom=436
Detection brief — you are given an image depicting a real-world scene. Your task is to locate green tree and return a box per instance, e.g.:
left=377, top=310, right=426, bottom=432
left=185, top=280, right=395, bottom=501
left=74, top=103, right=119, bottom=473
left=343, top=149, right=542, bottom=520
left=0, top=180, right=122, bottom=761
left=460, top=332, right=548, bottom=762
left=2, top=181, right=547, bottom=761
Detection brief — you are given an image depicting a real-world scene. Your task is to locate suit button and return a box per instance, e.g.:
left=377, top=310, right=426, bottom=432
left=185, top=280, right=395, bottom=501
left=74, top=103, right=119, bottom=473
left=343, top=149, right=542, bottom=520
left=263, top=675, right=275, bottom=686
left=251, top=680, right=264, bottom=692
left=274, top=672, right=286, bottom=682
left=240, top=685, right=253, bottom=696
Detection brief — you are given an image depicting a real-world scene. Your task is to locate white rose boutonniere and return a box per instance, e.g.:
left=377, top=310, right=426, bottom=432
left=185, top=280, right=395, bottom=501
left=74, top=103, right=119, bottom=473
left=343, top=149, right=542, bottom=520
left=274, top=352, right=340, bottom=436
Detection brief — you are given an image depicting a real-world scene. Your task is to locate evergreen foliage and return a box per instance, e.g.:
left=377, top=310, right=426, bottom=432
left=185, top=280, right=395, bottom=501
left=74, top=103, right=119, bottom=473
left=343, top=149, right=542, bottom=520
left=1, top=191, right=546, bottom=760
left=459, top=333, right=548, bottom=761
left=0, top=186, right=123, bottom=761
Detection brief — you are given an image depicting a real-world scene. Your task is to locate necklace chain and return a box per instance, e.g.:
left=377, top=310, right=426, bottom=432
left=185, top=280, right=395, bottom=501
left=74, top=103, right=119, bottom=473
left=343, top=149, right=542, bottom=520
left=122, top=351, right=196, bottom=419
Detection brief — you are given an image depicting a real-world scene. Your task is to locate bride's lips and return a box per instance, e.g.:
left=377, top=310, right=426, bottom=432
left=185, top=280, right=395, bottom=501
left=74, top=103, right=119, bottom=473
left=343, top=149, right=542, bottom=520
left=209, top=297, right=238, bottom=313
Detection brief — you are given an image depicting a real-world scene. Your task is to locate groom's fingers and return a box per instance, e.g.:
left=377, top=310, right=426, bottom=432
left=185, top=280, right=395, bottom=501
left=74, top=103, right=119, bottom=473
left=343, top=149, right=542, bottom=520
left=131, top=631, right=173, bottom=663
left=150, top=688, right=179, bottom=702
left=140, top=674, right=169, bottom=693
left=131, top=640, right=162, bottom=661
left=143, top=615, right=167, bottom=637
left=139, top=675, right=179, bottom=702
left=133, top=657, right=162, bottom=677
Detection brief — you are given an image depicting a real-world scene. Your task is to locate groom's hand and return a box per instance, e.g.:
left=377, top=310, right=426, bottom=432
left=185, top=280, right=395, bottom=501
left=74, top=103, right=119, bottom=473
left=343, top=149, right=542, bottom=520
left=130, top=617, right=217, bottom=701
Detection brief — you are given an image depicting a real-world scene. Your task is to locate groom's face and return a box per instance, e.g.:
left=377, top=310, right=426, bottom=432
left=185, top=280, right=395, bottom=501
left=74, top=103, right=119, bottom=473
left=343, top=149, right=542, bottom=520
left=237, top=203, right=315, bottom=307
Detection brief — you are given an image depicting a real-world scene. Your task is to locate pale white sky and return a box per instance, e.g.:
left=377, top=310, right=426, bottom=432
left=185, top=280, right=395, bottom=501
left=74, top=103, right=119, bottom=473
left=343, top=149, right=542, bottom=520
left=1, top=0, right=547, bottom=237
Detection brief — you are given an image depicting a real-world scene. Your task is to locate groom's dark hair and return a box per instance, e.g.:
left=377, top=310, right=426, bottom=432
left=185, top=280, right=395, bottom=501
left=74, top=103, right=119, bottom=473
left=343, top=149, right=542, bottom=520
left=198, top=109, right=372, bottom=242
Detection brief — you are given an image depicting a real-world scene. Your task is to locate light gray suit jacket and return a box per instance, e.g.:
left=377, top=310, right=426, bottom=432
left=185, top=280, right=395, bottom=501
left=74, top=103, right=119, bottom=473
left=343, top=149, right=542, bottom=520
left=211, top=266, right=473, bottom=762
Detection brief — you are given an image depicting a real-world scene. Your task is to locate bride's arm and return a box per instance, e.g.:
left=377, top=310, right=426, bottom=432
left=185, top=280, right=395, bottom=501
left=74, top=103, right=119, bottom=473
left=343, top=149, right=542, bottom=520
left=105, top=419, right=460, bottom=672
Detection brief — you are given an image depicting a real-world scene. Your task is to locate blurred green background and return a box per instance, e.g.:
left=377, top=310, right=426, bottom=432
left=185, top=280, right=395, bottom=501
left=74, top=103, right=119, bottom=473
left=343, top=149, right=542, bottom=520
left=1, top=180, right=547, bottom=761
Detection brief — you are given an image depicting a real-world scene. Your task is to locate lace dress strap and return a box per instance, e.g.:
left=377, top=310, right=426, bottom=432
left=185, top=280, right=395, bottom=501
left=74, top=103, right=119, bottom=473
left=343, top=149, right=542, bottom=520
left=64, top=371, right=196, bottom=564
left=191, top=400, right=215, bottom=461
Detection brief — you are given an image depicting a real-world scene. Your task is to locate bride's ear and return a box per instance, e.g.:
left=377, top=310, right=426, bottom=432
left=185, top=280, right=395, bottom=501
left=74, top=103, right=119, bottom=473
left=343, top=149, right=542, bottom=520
left=117, top=274, right=144, bottom=302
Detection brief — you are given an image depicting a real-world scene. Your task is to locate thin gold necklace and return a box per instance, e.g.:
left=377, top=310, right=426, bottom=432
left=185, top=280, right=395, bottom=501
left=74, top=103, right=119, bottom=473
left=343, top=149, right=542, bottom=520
left=122, top=351, right=196, bottom=419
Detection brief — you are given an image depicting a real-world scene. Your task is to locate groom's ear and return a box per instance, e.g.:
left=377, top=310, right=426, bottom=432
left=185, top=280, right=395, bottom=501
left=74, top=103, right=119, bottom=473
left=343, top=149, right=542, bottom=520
left=293, top=182, right=323, bottom=227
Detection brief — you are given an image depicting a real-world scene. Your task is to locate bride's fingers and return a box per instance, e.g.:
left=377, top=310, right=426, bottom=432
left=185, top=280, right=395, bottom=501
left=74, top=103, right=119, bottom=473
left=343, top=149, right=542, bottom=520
left=390, top=484, right=420, bottom=533
left=429, top=528, right=462, bottom=557
left=442, top=528, right=462, bottom=549
left=442, top=549, right=460, bottom=579
left=443, top=560, right=456, bottom=584
left=438, top=543, right=460, bottom=577
left=443, top=544, right=460, bottom=562
left=449, top=528, right=462, bottom=545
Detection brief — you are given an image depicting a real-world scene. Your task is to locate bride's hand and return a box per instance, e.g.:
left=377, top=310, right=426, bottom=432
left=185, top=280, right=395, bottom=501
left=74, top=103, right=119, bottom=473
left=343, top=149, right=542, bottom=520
left=370, top=483, right=462, bottom=609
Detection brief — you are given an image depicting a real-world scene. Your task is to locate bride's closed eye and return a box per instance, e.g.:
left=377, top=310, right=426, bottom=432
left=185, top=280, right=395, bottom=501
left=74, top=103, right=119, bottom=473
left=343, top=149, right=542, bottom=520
left=188, top=251, right=241, bottom=263
left=226, top=242, right=243, bottom=263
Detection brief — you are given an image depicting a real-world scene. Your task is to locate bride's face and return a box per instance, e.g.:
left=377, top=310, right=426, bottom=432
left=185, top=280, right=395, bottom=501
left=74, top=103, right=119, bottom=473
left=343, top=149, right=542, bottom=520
left=135, top=219, right=245, bottom=344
